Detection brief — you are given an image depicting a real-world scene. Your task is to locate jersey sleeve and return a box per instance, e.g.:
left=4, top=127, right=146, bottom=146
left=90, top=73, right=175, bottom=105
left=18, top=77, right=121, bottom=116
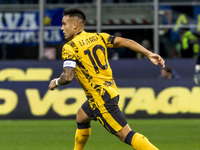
left=62, top=44, right=76, bottom=68
left=99, top=33, right=116, bottom=48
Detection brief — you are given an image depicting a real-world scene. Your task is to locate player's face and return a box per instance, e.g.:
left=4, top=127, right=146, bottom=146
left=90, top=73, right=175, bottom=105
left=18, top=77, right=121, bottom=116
left=61, top=16, right=76, bottom=41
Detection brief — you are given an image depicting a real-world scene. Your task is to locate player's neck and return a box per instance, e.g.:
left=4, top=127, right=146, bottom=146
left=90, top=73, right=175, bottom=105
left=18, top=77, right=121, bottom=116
left=74, top=28, right=84, bottom=37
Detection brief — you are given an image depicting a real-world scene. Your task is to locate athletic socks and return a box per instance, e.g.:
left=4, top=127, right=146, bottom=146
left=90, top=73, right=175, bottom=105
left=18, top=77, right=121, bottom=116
left=74, top=122, right=91, bottom=150
left=125, top=130, right=136, bottom=145
left=74, top=123, right=158, bottom=150
left=125, top=131, right=159, bottom=150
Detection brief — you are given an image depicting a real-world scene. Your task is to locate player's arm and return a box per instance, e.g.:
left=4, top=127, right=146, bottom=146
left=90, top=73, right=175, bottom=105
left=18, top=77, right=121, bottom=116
left=49, top=44, right=76, bottom=90
left=113, top=37, right=165, bottom=68
left=49, top=67, right=75, bottom=91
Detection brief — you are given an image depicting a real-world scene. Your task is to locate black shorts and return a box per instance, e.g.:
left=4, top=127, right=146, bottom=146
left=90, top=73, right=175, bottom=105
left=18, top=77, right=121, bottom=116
left=81, top=95, right=127, bottom=134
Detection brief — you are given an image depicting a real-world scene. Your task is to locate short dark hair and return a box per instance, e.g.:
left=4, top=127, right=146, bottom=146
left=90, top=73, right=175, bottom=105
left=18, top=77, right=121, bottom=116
left=63, top=9, right=86, bottom=24
left=162, top=66, right=172, bottom=73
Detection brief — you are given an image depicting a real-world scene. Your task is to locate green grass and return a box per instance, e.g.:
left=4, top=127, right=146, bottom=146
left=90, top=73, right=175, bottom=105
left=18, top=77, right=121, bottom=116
left=0, top=119, right=199, bottom=150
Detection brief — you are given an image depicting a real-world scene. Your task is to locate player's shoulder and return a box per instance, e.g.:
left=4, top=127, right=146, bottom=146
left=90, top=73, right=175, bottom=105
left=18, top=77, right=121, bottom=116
left=99, top=32, right=116, bottom=45
left=99, top=32, right=110, bottom=37
left=62, top=43, right=73, bottom=52
left=62, top=39, right=79, bottom=53
left=63, top=42, right=72, bottom=49
left=99, top=32, right=114, bottom=42
left=62, top=42, right=76, bottom=60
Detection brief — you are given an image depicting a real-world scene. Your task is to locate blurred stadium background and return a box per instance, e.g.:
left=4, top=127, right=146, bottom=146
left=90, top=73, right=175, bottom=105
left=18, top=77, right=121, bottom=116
left=0, top=0, right=200, bottom=150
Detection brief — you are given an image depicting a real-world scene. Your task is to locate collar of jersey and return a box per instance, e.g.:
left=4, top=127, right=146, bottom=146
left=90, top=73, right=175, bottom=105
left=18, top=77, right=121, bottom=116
left=76, top=31, right=84, bottom=36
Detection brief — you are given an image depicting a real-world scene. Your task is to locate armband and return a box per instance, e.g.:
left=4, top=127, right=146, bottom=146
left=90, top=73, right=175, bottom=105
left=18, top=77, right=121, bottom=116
left=63, top=60, right=76, bottom=68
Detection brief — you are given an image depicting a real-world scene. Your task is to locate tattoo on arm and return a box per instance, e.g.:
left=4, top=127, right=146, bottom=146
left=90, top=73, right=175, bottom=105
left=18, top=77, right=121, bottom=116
left=59, top=67, right=75, bottom=86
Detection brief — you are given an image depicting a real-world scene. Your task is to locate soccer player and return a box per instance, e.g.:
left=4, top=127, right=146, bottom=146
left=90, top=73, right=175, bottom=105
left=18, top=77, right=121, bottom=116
left=49, top=9, right=165, bottom=150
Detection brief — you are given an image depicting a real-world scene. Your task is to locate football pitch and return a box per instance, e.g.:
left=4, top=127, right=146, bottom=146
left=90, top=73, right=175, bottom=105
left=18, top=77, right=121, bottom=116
left=0, top=119, right=199, bottom=150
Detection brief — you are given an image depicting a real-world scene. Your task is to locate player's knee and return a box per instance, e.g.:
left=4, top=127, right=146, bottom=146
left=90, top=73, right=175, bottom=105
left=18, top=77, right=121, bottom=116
left=116, top=124, right=132, bottom=142
left=76, top=108, right=82, bottom=123
left=76, top=107, right=90, bottom=123
left=115, top=134, right=125, bottom=142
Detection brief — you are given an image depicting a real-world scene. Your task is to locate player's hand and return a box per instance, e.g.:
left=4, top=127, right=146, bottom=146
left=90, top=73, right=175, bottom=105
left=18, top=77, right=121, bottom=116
left=49, top=78, right=58, bottom=91
left=148, top=53, right=165, bottom=68
left=194, top=71, right=200, bottom=85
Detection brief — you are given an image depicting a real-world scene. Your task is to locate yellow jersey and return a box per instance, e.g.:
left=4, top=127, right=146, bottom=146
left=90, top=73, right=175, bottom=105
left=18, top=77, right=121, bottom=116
left=62, top=31, right=119, bottom=106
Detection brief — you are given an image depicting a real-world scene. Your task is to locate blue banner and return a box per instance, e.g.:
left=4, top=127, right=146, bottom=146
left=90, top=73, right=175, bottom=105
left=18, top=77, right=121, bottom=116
left=0, top=59, right=199, bottom=119
left=0, top=8, right=64, bottom=45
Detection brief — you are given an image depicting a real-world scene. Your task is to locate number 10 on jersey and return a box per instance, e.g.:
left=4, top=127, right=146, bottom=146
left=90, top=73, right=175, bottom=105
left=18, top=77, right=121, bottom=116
left=84, top=45, right=108, bottom=74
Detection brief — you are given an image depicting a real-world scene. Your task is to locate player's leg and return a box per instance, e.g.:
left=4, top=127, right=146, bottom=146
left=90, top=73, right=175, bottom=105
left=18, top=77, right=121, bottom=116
left=74, top=107, right=91, bottom=150
left=116, top=124, right=159, bottom=150
left=74, top=100, right=94, bottom=150
left=95, top=95, right=158, bottom=150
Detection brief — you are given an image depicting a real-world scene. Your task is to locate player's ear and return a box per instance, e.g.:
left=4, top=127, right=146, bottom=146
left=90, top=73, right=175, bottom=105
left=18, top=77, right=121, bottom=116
left=73, top=21, right=78, bottom=29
